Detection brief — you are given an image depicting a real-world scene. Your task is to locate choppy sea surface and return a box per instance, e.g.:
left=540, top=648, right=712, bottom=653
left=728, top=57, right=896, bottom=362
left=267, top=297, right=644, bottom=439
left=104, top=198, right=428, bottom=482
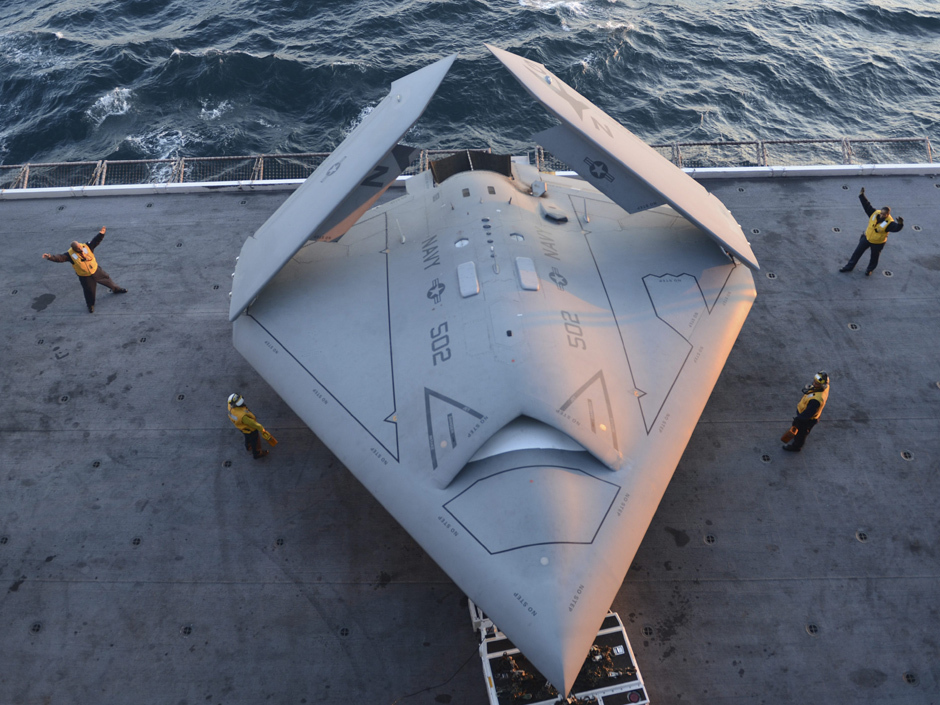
left=0, top=0, right=938, bottom=166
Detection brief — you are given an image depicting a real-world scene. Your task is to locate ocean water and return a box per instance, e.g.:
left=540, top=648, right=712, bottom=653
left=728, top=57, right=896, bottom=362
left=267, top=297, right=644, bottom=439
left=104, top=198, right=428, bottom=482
left=0, top=0, right=938, bottom=166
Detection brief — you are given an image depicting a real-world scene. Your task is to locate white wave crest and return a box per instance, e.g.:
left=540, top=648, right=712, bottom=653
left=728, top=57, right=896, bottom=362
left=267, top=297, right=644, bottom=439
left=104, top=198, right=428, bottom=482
left=597, top=19, right=634, bottom=30
left=518, top=0, right=589, bottom=16
left=200, top=100, right=232, bottom=121
left=0, top=32, right=67, bottom=71
left=86, top=88, right=133, bottom=127
left=170, top=47, right=270, bottom=60
left=343, top=104, right=375, bottom=138
left=125, top=128, right=187, bottom=161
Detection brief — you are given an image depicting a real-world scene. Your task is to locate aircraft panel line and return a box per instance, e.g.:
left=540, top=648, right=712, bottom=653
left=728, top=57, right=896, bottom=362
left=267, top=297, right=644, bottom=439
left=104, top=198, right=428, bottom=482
left=246, top=313, right=401, bottom=462
left=442, top=464, right=622, bottom=555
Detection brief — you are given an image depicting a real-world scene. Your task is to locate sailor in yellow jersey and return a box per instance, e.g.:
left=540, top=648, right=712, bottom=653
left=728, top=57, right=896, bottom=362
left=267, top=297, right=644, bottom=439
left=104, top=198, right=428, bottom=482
left=42, top=227, right=127, bottom=312
left=227, top=393, right=274, bottom=459
left=839, top=187, right=905, bottom=276
left=783, top=371, right=830, bottom=452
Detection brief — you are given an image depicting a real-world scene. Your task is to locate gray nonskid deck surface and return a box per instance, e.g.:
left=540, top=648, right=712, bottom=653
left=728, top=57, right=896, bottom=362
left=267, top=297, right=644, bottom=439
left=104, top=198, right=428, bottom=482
left=1, top=176, right=938, bottom=704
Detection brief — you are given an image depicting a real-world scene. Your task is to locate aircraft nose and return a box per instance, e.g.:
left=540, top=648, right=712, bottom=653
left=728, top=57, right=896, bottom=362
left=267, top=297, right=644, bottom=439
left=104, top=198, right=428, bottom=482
left=482, top=562, right=611, bottom=696
left=448, top=449, right=634, bottom=695
left=456, top=509, right=621, bottom=694
left=533, top=629, right=596, bottom=696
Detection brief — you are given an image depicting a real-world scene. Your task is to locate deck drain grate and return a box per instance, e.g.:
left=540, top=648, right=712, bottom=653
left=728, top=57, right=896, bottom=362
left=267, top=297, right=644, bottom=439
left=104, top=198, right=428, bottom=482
left=59, top=395, right=69, bottom=403
left=833, top=227, right=841, bottom=232
left=0, top=536, right=8, bottom=545
left=856, top=530, right=868, bottom=543
left=903, top=672, right=918, bottom=686
left=912, top=225, right=921, bottom=231
left=642, top=626, right=653, bottom=637
left=901, top=451, right=914, bottom=461
left=176, top=242, right=183, bottom=248
left=177, top=395, right=185, bottom=401
left=212, top=285, right=219, bottom=290
left=805, top=623, right=819, bottom=636
left=766, top=272, right=776, bottom=279
left=761, top=455, right=771, bottom=463
left=132, top=537, right=141, bottom=546
left=842, top=185, right=849, bottom=190
left=848, top=323, right=859, bottom=331
left=92, top=461, right=100, bottom=468
left=738, top=187, right=745, bottom=192
left=180, top=625, right=193, bottom=637
left=276, top=537, right=285, bottom=546
left=31, top=622, right=42, bottom=634
left=751, top=229, right=760, bottom=234
left=146, top=202, right=153, bottom=207
left=11, top=289, right=17, bottom=295
left=883, top=270, right=893, bottom=277
left=704, top=534, right=716, bottom=545
left=223, top=460, right=232, bottom=467
left=339, top=627, right=350, bottom=637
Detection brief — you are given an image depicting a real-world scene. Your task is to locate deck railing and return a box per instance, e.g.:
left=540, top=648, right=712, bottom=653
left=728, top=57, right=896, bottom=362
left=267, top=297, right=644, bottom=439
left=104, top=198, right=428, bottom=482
left=0, top=137, right=932, bottom=190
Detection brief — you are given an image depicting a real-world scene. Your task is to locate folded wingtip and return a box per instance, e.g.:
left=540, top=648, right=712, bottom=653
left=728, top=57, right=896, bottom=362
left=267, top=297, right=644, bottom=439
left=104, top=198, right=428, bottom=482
left=229, top=55, right=457, bottom=320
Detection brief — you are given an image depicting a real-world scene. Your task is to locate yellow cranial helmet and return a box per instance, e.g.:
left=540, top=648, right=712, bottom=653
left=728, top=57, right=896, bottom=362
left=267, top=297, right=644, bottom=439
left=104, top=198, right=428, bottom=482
left=227, top=393, right=245, bottom=407
left=814, top=371, right=829, bottom=387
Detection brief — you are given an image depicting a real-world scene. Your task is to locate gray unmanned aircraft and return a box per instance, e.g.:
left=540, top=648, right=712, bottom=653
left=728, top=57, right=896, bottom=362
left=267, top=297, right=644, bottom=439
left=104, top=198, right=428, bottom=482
left=229, top=45, right=758, bottom=694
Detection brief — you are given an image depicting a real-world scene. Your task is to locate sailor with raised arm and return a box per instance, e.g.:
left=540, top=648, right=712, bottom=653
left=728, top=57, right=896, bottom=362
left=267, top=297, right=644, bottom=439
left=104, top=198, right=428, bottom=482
left=840, top=187, right=904, bottom=276
left=42, top=227, right=127, bottom=312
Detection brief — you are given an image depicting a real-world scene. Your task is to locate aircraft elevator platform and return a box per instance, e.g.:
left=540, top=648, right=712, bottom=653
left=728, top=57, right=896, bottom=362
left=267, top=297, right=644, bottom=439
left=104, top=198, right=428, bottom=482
left=470, top=601, right=649, bottom=705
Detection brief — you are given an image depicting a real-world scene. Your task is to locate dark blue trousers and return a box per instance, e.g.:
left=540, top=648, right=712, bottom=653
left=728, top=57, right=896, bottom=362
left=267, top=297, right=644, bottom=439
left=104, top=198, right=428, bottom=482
left=844, top=234, right=885, bottom=273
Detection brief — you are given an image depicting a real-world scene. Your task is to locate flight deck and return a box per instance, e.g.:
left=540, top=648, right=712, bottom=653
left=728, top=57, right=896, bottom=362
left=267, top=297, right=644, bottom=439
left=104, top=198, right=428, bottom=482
left=2, top=168, right=939, bottom=704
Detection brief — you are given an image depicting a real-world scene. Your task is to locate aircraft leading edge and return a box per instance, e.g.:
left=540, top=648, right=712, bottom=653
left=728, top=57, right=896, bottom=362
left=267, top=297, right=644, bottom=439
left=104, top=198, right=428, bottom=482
left=230, top=47, right=756, bottom=693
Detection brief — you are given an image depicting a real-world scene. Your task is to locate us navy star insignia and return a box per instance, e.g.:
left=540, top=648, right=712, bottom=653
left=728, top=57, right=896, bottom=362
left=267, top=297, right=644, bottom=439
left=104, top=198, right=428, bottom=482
left=427, top=278, right=445, bottom=303
left=549, top=267, right=568, bottom=290
left=584, top=157, right=615, bottom=182
left=521, top=60, right=591, bottom=121
left=549, top=79, right=591, bottom=121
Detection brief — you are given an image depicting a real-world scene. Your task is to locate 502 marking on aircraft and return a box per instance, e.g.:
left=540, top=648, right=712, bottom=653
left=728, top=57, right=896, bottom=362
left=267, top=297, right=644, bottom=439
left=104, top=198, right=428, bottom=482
left=561, top=310, right=587, bottom=350
left=430, top=322, right=451, bottom=365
